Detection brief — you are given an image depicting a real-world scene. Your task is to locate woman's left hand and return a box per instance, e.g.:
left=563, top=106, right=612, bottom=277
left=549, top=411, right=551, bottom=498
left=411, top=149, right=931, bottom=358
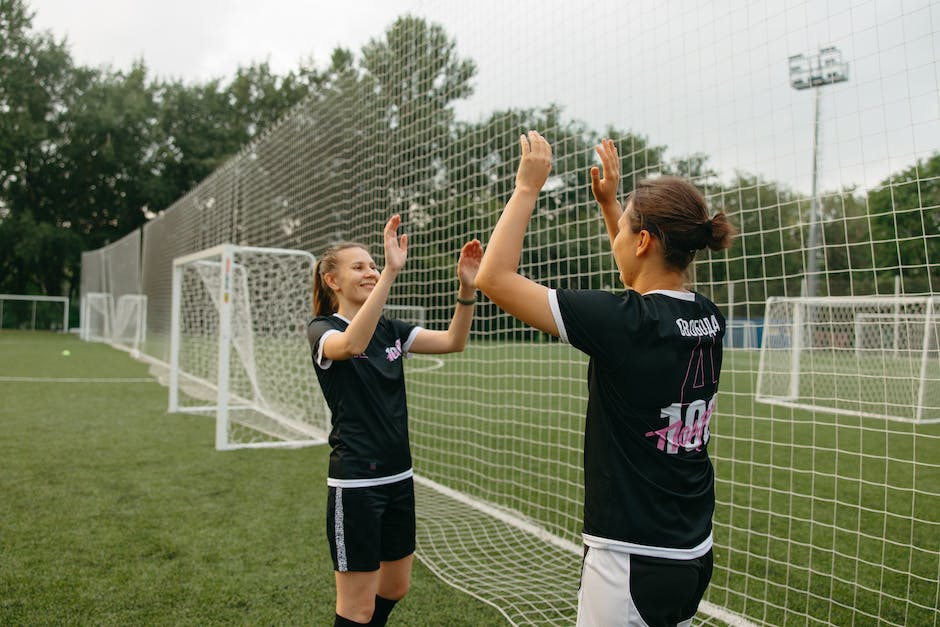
left=590, top=138, right=621, bottom=209
left=383, top=214, right=408, bottom=273
left=457, top=239, right=483, bottom=288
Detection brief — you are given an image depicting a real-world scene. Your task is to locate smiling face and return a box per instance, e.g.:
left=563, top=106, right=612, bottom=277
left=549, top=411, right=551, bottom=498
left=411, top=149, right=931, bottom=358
left=325, top=246, right=379, bottom=308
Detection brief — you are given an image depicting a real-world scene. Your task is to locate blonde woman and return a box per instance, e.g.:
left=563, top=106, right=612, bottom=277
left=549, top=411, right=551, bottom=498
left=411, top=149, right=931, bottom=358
left=307, top=215, right=481, bottom=626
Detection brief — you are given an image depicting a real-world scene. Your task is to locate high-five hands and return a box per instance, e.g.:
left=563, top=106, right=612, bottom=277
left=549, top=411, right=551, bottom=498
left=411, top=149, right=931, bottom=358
left=457, top=239, right=483, bottom=289
left=384, top=214, right=408, bottom=273
left=515, top=131, right=553, bottom=194
left=590, top=138, right=621, bottom=209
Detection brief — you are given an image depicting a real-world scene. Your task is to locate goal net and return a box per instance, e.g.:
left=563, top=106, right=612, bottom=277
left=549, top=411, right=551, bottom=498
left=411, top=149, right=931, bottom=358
left=113, top=295, right=148, bottom=354
left=81, top=292, right=148, bottom=353
left=757, top=296, right=939, bottom=423
left=168, top=244, right=329, bottom=450
left=81, top=292, right=113, bottom=342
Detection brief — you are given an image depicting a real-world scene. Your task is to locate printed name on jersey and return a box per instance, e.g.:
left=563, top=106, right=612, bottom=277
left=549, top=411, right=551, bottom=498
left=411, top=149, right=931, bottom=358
left=675, top=315, right=721, bottom=338
left=645, top=394, right=716, bottom=454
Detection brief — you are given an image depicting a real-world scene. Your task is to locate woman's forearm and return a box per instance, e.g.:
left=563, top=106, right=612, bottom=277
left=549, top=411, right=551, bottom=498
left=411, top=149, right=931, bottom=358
left=477, top=187, right=540, bottom=289
left=341, top=267, right=398, bottom=355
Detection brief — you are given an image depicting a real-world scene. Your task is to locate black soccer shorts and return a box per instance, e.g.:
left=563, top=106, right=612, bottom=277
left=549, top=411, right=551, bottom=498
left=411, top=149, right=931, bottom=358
left=326, top=477, right=416, bottom=572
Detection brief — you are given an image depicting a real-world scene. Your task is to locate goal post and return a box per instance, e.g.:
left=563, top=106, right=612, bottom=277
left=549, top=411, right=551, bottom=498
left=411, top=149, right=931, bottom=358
left=168, top=244, right=329, bottom=450
left=756, top=296, right=939, bottom=423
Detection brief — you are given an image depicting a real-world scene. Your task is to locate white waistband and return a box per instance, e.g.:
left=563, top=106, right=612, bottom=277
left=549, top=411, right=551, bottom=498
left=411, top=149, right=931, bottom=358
left=327, top=467, right=414, bottom=488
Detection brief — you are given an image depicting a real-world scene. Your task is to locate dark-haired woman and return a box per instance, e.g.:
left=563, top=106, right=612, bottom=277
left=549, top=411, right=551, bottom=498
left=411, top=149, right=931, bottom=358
left=307, top=214, right=481, bottom=626
left=476, top=133, right=737, bottom=627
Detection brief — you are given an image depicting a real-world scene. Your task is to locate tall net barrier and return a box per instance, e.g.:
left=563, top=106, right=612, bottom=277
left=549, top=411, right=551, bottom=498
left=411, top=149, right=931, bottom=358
left=116, top=1, right=940, bottom=624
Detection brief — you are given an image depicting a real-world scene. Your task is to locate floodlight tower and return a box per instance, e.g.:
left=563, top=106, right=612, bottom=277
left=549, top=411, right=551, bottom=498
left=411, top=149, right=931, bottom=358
left=788, top=46, right=849, bottom=298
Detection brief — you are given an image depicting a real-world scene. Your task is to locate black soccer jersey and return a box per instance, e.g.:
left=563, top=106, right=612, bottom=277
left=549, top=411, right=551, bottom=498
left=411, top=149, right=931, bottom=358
left=307, top=314, right=422, bottom=486
left=548, top=288, right=724, bottom=559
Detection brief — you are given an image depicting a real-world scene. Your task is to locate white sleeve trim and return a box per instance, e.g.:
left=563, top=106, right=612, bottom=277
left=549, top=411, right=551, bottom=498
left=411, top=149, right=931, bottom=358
left=402, top=326, right=424, bottom=357
left=314, top=328, right=341, bottom=370
left=547, top=289, right=569, bottom=344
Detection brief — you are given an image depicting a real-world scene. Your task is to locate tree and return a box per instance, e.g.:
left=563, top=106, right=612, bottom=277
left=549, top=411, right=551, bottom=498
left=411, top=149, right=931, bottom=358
left=866, top=153, right=940, bottom=294
left=359, top=15, right=476, bottom=215
left=0, top=0, right=321, bottom=308
left=0, top=0, right=80, bottom=295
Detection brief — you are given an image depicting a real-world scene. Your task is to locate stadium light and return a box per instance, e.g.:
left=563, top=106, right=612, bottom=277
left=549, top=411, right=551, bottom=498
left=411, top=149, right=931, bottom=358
left=788, top=46, right=849, bottom=298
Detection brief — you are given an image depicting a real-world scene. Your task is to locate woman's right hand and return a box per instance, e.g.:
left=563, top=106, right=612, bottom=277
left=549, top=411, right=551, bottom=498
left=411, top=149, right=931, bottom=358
left=590, top=138, right=621, bottom=209
left=383, top=214, right=408, bottom=273
left=515, top=131, right=552, bottom=194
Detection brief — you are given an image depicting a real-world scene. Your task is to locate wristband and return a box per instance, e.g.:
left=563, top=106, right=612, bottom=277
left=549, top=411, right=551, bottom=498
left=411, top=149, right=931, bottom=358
left=456, top=297, right=477, bottom=306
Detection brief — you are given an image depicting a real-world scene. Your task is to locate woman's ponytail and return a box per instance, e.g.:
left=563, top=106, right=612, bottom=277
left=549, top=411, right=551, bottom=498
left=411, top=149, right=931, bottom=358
left=312, top=259, right=335, bottom=317
left=704, top=212, right=737, bottom=251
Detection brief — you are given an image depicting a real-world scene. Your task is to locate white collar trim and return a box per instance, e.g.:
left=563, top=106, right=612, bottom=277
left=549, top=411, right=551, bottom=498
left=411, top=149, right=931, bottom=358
left=643, top=289, right=696, bottom=301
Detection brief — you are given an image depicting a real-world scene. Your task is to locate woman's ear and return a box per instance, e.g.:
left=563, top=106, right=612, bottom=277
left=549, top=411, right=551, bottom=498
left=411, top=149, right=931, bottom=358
left=324, top=272, right=340, bottom=291
left=636, top=229, right=654, bottom=257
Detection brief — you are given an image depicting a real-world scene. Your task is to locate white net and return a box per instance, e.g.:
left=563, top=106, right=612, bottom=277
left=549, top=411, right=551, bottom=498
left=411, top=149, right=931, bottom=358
left=169, top=245, right=329, bottom=450
left=81, top=292, right=113, bottom=342
left=112, top=295, right=147, bottom=353
left=110, top=1, right=940, bottom=624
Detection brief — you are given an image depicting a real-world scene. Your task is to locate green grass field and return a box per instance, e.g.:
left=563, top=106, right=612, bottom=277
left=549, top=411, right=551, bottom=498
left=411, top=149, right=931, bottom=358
left=3, top=331, right=938, bottom=626
left=0, top=331, right=507, bottom=626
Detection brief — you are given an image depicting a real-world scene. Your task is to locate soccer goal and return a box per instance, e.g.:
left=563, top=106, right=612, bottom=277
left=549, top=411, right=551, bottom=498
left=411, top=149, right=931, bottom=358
left=756, top=296, right=940, bottom=423
left=0, top=294, right=69, bottom=332
left=168, top=244, right=329, bottom=450
left=80, top=292, right=114, bottom=341
left=113, top=295, right=148, bottom=354
left=384, top=303, right=427, bottom=328
left=81, top=292, right=148, bottom=353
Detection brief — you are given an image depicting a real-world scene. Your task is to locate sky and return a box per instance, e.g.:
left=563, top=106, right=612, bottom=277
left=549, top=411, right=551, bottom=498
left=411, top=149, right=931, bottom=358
left=28, top=0, right=940, bottom=195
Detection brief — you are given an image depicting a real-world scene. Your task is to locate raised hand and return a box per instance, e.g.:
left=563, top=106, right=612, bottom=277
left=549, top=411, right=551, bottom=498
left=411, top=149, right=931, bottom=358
left=383, top=214, right=408, bottom=273
left=590, top=138, right=621, bottom=209
left=457, top=239, right=483, bottom=289
left=515, top=131, right=553, bottom=193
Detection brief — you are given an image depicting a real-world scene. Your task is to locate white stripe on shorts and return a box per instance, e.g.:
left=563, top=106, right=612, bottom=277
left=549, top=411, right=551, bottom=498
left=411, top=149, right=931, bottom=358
left=335, top=487, right=347, bottom=571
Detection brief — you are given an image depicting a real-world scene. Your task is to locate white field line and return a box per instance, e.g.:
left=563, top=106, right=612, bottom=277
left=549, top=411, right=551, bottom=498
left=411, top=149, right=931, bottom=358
left=406, top=355, right=445, bottom=372
left=0, top=376, right=154, bottom=383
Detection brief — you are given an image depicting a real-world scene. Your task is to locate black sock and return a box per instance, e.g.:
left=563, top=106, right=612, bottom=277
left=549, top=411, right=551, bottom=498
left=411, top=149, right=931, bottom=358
left=368, top=595, right=399, bottom=626
left=334, top=614, right=368, bottom=626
